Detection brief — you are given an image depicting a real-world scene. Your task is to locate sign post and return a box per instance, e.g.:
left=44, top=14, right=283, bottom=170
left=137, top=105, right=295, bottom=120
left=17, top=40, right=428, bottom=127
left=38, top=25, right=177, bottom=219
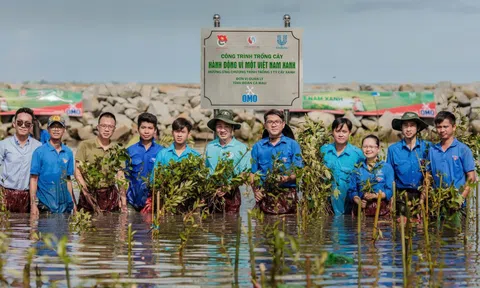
left=201, top=18, right=303, bottom=113
left=283, top=14, right=291, bottom=125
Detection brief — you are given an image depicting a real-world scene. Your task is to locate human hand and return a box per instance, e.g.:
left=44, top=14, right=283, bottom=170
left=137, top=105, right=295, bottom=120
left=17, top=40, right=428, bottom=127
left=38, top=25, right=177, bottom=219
left=254, top=188, right=265, bottom=202
left=30, top=205, right=39, bottom=216
left=361, top=200, right=367, bottom=209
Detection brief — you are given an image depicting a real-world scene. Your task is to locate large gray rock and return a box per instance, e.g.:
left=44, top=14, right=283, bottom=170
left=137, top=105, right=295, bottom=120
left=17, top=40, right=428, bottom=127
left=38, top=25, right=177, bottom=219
left=117, top=83, right=141, bottom=99
left=111, top=124, right=131, bottom=141
left=116, top=114, right=135, bottom=129
left=124, top=108, right=138, bottom=120
left=344, top=110, right=362, bottom=127
left=378, top=111, right=397, bottom=138
left=307, top=111, right=335, bottom=127
left=236, top=122, right=253, bottom=140
left=82, top=87, right=100, bottom=113
left=113, top=103, right=126, bottom=114
left=101, top=104, right=116, bottom=115
left=189, top=95, right=201, bottom=108
left=147, top=101, right=170, bottom=119
left=289, top=116, right=306, bottom=128
left=68, top=120, right=84, bottom=139
left=470, top=98, right=480, bottom=108
left=191, top=131, right=214, bottom=141
left=78, top=125, right=95, bottom=140
left=452, top=91, right=471, bottom=106
left=190, top=110, right=206, bottom=124
left=137, top=97, right=150, bottom=112
left=361, top=118, right=378, bottom=131
left=81, top=112, right=95, bottom=125
left=471, top=120, right=480, bottom=134
left=470, top=108, right=480, bottom=120
left=97, top=84, right=112, bottom=96
left=172, top=96, right=190, bottom=106
left=140, top=85, right=153, bottom=99
left=398, top=84, right=414, bottom=91
left=458, top=106, right=471, bottom=119
left=252, top=121, right=264, bottom=135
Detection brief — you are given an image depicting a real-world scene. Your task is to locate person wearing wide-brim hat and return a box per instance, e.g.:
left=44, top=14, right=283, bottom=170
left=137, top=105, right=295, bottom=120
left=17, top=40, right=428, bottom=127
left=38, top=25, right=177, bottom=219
left=205, top=110, right=251, bottom=214
left=250, top=109, right=303, bottom=215
left=387, top=112, right=432, bottom=222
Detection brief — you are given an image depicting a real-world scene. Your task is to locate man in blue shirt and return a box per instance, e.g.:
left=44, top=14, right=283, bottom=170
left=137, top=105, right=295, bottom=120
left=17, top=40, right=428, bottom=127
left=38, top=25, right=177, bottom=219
left=126, top=113, right=164, bottom=212
left=205, top=110, right=251, bottom=213
left=387, top=112, right=431, bottom=220
left=321, top=118, right=364, bottom=215
left=30, top=115, right=76, bottom=215
left=0, top=107, right=42, bottom=212
left=427, top=111, right=476, bottom=212
left=250, top=109, right=303, bottom=215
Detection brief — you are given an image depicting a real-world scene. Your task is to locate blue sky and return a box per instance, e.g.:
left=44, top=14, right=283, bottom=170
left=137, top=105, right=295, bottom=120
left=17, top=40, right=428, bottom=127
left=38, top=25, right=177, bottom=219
left=1, top=0, right=479, bottom=83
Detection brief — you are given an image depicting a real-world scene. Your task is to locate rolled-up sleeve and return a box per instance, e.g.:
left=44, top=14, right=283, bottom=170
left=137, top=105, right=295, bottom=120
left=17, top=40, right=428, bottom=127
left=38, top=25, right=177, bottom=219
left=30, top=149, right=41, bottom=175
left=250, top=144, right=259, bottom=174
left=292, top=141, right=303, bottom=168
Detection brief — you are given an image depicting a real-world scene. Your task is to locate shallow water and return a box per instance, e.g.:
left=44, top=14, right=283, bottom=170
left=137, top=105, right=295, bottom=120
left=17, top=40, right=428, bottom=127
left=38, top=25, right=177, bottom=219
left=1, top=194, right=480, bottom=287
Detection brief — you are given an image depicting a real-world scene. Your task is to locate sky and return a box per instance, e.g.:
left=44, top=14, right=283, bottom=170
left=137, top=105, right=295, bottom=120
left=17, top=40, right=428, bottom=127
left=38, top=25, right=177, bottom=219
left=1, top=0, right=479, bottom=84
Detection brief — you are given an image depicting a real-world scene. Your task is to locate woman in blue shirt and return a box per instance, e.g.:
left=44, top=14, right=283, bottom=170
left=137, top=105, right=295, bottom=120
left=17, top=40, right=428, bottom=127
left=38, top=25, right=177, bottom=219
left=349, top=134, right=394, bottom=217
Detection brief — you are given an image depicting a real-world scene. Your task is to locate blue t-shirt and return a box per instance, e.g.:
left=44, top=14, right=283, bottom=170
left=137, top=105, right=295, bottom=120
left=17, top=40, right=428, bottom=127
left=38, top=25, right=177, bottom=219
left=387, top=139, right=432, bottom=190
left=321, top=142, right=365, bottom=215
left=251, top=135, right=303, bottom=188
left=348, top=160, right=394, bottom=202
left=30, top=142, right=74, bottom=213
left=205, top=137, right=251, bottom=175
left=150, top=144, right=201, bottom=182
left=126, top=141, right=164, bottom=210
left=427, top=138, right=475, bottom=190
left=40, top=129, right=50, bottom=144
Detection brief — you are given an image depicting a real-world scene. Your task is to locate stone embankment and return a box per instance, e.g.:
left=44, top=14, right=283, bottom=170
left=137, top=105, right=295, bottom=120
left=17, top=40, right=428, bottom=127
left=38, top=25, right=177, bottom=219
left=1, top=82, right=479, bottom=147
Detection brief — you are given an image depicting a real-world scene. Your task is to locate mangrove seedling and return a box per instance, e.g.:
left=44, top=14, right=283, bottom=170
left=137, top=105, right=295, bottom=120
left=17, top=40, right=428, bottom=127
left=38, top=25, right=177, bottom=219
left=68, top=208, right=96, bottom=233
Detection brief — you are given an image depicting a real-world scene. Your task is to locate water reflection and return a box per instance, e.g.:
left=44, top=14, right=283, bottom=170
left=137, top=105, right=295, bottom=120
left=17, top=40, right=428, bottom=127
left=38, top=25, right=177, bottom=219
left=0, top=201, right=480, bottom=287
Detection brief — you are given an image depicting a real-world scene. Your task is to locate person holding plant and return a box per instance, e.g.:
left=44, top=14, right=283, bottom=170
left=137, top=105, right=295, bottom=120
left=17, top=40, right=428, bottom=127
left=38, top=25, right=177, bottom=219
left=205, top=110, right=251, bottom=214
left=0, top=108, right=42, bottom=212
left=321, top=118, right=365, bottom=215
left=75, top=112, right=128, bottom=213
left=426, top=111, right=476, bottom=214
left=250, top=109, right=303, bottom=215
left=146, top=117, right=201, bottom=213
left=349, top=134, right=394, bottom=217
left=126, top=113, right=164, bottom=212
left=30, top=115, right=76, bottom=215
left=387, top=112, right=431, bottom=222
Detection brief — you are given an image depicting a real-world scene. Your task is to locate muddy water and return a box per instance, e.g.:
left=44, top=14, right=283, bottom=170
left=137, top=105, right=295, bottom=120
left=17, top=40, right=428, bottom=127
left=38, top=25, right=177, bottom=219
left=1, top=195, right=480, bottom=287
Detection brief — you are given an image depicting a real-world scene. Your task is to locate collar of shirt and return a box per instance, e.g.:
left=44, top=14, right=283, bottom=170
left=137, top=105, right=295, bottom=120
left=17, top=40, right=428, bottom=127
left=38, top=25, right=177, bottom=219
left=433, top=138, right=459, bottom=152
left=360, top=159, right=383, bottom=170
left=95, top=137, right=114, bottom=150
left=260, top=134, right=287, bottom=146
left=325, top=142, right=354, bottom=156
left=137, top=139, right=158, bottom=150
left=46, top=141, right=66, bottom=152
left=401, top=138, right=422, bottom=150
left=13, top=134, right=31, bottom=146
left=212, top=137, right=238, bottom=148
left=166, top=143, right=193, bottom=156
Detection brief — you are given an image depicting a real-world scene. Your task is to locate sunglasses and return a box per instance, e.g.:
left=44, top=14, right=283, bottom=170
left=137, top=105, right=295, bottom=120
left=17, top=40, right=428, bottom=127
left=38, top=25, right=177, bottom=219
left=16, top=120, right=32, bottom=128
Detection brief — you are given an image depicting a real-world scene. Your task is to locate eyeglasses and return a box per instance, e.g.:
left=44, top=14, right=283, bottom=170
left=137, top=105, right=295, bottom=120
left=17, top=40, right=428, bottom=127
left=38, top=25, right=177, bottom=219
left=98, top=124, right=115, bottom=130
left=362, top=145, right=379, bottom=149
left=16, top=120, right=33, bottom=128
left=266, top=120, right=283, bottom=125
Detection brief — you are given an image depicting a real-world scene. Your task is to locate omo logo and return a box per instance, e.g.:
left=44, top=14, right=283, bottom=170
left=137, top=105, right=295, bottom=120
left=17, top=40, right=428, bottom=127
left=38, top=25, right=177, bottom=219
left=242, top=86, right=258, bottom=103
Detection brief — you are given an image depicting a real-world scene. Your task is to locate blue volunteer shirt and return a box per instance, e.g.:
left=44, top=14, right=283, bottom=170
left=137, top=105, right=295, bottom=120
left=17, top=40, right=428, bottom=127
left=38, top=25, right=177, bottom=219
left=348, top=160, right=394, bottom=201
left=126, top=140, right=164, bottom=210
left=251, top=135, right=303, bottom=188
left=30, top=142, right=74, bottom=213
left=387, top=139, right=432, bottom=190
left=321, top=142, right=365, bottom=215
left=427, top=138, right=475, bottom=190
left=150, top=144, right=201, bottom=182
left=205, top=137, right=251, bottom=175
left=40, top=129, right=50, bottom=144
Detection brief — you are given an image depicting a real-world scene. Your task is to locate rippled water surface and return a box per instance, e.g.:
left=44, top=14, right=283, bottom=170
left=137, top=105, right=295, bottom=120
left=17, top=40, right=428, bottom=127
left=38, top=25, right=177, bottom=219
left=2, top=195, right=480, bottom=287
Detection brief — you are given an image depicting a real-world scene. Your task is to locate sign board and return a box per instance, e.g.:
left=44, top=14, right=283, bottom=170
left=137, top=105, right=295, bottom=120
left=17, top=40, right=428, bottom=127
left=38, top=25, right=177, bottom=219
left=302, top=91, right=436, bottom=117
left=0, top=89, right=83, bottom=116
left=201, top=28, right=303, bottom=109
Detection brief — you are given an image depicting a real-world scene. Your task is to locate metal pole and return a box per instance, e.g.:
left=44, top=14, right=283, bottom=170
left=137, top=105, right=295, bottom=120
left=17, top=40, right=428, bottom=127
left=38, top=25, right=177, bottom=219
left=213, top=14, right=221, bottom=138
left=283, top=14, right=291, bottom=125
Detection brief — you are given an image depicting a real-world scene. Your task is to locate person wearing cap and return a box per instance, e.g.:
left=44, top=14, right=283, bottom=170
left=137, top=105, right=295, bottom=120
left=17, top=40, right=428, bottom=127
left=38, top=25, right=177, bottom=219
left=387, top=112, right=431, bottom=221
left=250, top=109, right=303, bottom=215
left=30, top=115, right=76, bottom=215
left=205, top=110, right=251, bottom=214
left=126, top=112, right=164, bottom=212
left=426, top=111, right=476, bottom=214
left=75, top=112, right=127, bottom=213
left=320, top=118, right=365, bottom=216
left=0, top=108, right=42, bottom=212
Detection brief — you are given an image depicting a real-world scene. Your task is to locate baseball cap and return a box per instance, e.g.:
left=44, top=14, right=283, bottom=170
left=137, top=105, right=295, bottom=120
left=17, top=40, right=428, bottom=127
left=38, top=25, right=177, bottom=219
left=47, top=115, right=66, bottom=127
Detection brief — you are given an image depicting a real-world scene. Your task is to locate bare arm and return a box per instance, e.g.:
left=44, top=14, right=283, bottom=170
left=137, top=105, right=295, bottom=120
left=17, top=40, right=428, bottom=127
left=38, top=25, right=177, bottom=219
left=75, top=161, right=88, bottom=191
left=66, top=177, right=76, bottom=212
left=117, top=170, right=127, bottom=210
left=30, top=175, right=39, bottom=215
left=461, top=171, right=477, bottom=198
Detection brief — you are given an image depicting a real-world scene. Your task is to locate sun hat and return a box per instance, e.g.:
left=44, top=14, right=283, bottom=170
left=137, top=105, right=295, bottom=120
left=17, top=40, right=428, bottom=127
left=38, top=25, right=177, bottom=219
left=391, top=112, right=428, bottom=132
left=207, top=110, right=242, bottom=131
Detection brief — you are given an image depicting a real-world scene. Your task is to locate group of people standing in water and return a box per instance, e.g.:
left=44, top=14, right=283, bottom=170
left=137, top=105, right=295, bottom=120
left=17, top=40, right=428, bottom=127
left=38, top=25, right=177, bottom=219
left=0, top=106, right=476, bottom=219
